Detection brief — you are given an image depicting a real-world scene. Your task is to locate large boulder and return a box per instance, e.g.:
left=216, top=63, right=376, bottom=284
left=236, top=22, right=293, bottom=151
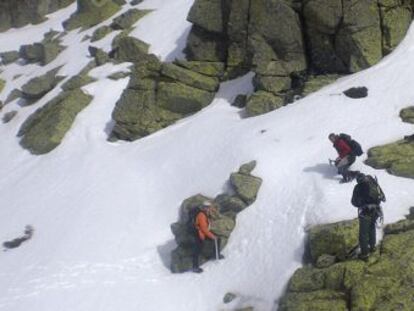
left=18, top=89, right=93, bottom=155
left=365, top=139, right=414, bottom=179
left=20, top=68, right=65, bottom=101
left=109, top=51, right=220, bottom=141
left=63, top=0, right=121, bottom=30
left=335, top=0, right=382, bottom=73
left=230, top=170, right=262, bottom=204
left=170, top=162, right=262, bottom=273
left=19, top=31, right=65, bottom=66
left=112, top=36, right=149, bottom=63
left=0, top=0, right=74, bottom=32
left=185, top=25, right=227, bottom=62
left=279, top=211, right=414, bottom=310
left=308, top=219, right=359, bottom=263
left=379, top=0, right=412, bottom=55
left=173, top=60, right=225, bottom=78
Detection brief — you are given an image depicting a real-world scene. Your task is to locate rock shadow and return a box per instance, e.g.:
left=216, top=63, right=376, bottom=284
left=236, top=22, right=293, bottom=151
left=303, top=163, right=337, bottom=180
left=157, top=239, right=177, bottom=269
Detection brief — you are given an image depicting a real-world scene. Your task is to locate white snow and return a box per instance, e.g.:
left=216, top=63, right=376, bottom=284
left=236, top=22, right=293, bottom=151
left=0, top=1, right=413, bottom=311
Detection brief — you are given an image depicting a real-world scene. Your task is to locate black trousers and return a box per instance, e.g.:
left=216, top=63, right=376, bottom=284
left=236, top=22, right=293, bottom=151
left=359, top=210, right=378, bottom=256
left=192, top=236, right=221, bottom=268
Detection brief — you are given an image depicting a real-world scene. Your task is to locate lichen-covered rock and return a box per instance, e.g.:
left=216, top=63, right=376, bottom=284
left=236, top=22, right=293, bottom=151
left=18, top=89, right=93, bottom=154
left=4, top=89, right=22, bottom=105
left=365, top=140, right=414, bottom=179
left=20, top=36, right=64, bottom=66
left=63, top=0, right=121, bottom=30
left=301, top=75, right=340, bottom=97
left=279, top=290, right=348, bottom=311
left=157, top=82, right=215, bottom=115
left=187, top=0, right=227, bottom=34
left=280, top=212, right=414, bottom=311
left=174, top=60, right=225, bottom=78
left=112, top=36, right=149, bottom=63
left=91, top=25, right=113, bottom=42
left=336, top=0, right=382, bottom=73
left=230, top=172, right=262, bottom=205
left=160, top=63, right=219, bottom=92
left=343, top=86, right=368, bottom=99
left=308, top=219, right=359, bottom=263
left=379, top=1, right=412, bottom=55
left=110, top=8, right=149, bottom=30
left=170, top=162, right=262, bottom=273
left=400, top=106, right=414, bottom=124
left=0, top=0, right=74, bottom=32
left=184, top=25, right=227, bottom=62
left=20, top=68, right=65, bottom=101
left=111, top=89, right=181, bottom=141
left=245, top=91, right=284, bottom=117
left=0, top=51, right=20, bottom=65
left=239, top=160, right=257, bottom=175
left=253, top=75, right=291, bottom=95
left=89, top=46, right=110, bottom=66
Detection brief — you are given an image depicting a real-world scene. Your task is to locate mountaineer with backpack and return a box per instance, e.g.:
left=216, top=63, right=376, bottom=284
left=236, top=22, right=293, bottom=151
left=328, top=133, right=363, bottom=183
left=190, top=201, right=224, bottom=273
left=351, top=172, right=386, bottom=261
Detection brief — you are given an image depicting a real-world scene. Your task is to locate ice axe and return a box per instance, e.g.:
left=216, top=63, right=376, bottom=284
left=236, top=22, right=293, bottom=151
left=214, top=238, right=219, bottom=260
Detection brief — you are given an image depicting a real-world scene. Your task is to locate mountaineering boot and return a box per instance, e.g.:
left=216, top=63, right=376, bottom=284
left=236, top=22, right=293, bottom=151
left=369, top=246, right=377, bottom=253
left=192, top=267, right=203, bottom=273
left=218, top=254, right=225, bottom=260
left=358, top=253, right=369, bottom=262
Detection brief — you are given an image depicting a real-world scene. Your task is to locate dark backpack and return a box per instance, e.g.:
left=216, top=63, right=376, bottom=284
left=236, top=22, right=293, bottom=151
left=339, top=133, right=363, bottom=156
left=364, top=175, right=386, bottom=204
left=186, top=207, right=204, bottom=234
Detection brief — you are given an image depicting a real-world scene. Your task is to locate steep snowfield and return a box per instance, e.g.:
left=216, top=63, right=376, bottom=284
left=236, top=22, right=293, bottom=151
left=0, top=1, right=413, bottom=311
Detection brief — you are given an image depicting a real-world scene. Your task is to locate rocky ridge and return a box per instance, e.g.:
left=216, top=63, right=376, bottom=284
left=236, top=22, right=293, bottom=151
left=279, top=208, right=414, bottom=311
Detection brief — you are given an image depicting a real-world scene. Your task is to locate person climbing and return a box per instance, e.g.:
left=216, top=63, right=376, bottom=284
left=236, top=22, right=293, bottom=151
left=351, top=172, right=386, bottom=261
left=192, top=201, right=224, bottom=273
left=328, top=133, right=360, bottom=183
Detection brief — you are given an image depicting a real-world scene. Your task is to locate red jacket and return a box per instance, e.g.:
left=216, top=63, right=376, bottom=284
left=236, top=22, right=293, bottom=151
left=195, top=212, right=216, bottom=240
left=334, top=138, right=352, bottom=159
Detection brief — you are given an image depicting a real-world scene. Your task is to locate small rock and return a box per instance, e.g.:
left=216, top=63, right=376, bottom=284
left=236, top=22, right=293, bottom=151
left=91, top=25, right=113, bottom=42
left=223, top=292, right=237, bottom=304
left=110, top=8, right=149, bottom=30
left=343, top=87, right=368, bottom=99
left=232, top=94, right=247, bottom=108
left=239, top=161, right=257, bottom=175
left=131, top=0, right=143, bottom=5
left=0, top=51, right=19, bottom=64
left=2, top=110, right=17, bottom=123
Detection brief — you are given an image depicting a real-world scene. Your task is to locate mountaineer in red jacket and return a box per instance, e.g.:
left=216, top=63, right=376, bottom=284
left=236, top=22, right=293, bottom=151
left=192, top=201, right=224, bottom=273
left=329, top=133, right=358, bottom=183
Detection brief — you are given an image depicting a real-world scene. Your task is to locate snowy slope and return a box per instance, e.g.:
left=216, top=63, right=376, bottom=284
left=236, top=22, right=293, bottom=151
left=0, top=1, right=414, bottom=311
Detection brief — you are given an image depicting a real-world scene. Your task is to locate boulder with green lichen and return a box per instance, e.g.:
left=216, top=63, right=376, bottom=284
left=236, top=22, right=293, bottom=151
left=91, top=25, right=113, bottom=42
left=245, top=91, right=284, bottom=117
left=63, top=0, right=121, bottom=30
left=110, top=8, right=150, bottom=30
left=0, top=51, right=19, bottom=65
left=112, top=36, right=149, bottom=63
left=173, top=60, right=225, bottom=78
left=18, top=89, right=93, bottom=155
left=20, top=68, right=65, bottom=101
left=400, top=106, right=414, bottom=124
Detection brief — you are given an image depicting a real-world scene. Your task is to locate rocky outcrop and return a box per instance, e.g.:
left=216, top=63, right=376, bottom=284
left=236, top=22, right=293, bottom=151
left=19, top=31, right=65, bottom=66
left=18, top=89, right=93, bottom=154
left=365, top=107, right=414, bottom=179
left=184, top=0, right=413, bottom=117
left=0, top=0, right=74, bottom=32
left=170, top=161, right=262, bottom=273
left=63, top=0, right=121, bottom=30
left=61, top=61, right=96, bottom=91
left=20, top=68, right=65, bottom=102
left=279, top=209, right=414, bottom=311
left=109, top=53, right=220, bottom=141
